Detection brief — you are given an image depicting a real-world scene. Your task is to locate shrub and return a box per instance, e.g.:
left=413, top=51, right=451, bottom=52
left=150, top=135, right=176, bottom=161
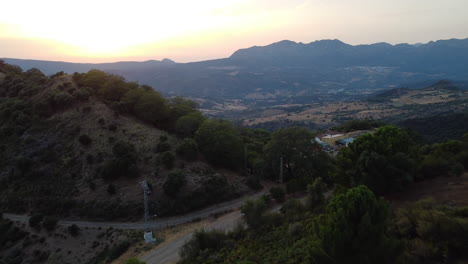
left=107, top=184, right=116, bottom=195
left=180, top=230, right=229, bottom=261
left=108, top=241, right=130, bottom=261
left=68, top=224, right=80, bottom=237
left=246, top=174, right=262, bottom=190
left=160, top=152, right=175, bottom=169
left=156, top=141, right=171, bottom=153
left=241, top=198, right=268, bottom=229
left=42, top=216, right=58, bottom=231
left=78, top=134, right=92, bottom=146
left=29, top=214, right=44, bottom=228
left=176, top=138, right=198, bottom=161
left=269, top=187, right=286, bottom=203
left=163, top=171, right=186, bottom=197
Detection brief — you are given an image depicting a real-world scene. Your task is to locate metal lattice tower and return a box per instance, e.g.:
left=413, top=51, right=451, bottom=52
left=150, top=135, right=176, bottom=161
left=141, top=180, right=151, bottom=231
left=141, top=180, right=156, bottom=243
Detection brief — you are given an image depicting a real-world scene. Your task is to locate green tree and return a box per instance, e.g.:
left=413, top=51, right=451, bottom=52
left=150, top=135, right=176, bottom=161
left=195, top=119, right=244, bottom=169
left=179, top=229, right=229, bottom=262
left=241, top=198, right=268, bottom=229
left=319, top=185, right=402, bottom=264
left=176, top=138, right=199, bottom=161
left=68, top=224, right=80, bottom=237
left=307, top=177, right=327, bottom=210
left=269, top=186, right=286, bottom=203
left=163, top=171, right=186, bottom=197
left=42, top=216, right=58, bottom=231
left=29, top=213, right=44, bottom=228
left=335, top=125, right=416, bottom=195
left=263, top=127, right=332, bottom=181
left=176, top=111, right=205, bottom=137
left=159, top=151, right=175, bottom=169
left=101, top=141, right=139, bottom=179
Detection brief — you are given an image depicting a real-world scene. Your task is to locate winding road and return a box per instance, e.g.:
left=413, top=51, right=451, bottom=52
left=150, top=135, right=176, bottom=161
left=3, top=187, right=271, bottom=230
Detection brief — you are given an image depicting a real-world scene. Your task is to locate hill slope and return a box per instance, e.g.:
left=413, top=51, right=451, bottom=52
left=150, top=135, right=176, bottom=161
left=0, top=62, right=248, bottom=221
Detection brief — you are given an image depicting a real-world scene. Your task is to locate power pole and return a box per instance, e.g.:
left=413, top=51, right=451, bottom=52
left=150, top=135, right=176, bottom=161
left=141, top=180, right=156, bottom=243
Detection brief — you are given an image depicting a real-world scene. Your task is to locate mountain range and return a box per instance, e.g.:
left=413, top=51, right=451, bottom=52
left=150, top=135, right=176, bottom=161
left=3, top=38, right=468, bottom=101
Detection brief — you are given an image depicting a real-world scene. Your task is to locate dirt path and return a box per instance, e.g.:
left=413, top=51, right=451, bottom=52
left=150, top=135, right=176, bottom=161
left=139, top=192, right=321, bottom=264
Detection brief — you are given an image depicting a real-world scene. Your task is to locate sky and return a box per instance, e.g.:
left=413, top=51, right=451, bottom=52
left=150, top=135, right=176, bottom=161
left=1, top=0, right=468, bottom=63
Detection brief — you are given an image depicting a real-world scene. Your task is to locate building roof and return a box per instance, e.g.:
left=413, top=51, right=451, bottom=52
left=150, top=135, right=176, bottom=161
left=317, top=131, right=345, bottom=140
left=336, top=137, right=355, bottom=145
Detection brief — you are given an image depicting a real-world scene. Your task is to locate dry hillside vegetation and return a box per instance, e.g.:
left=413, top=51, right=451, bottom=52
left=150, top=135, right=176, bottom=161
left=0, top=64, right=248, bottom=222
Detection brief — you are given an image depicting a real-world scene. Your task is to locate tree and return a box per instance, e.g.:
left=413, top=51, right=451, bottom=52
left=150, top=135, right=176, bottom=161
left=307, top=177, right=327, bottom=210
left=180, top=229, right=229, bottom=262
left=42, top=216, right=58, bottom=231
left=269, top=187, right=286, bottom=203
left=335, top=125, right=416, bottom=195
left=263, top=127, right=332, bottom=181
left=168, top=97, right=199, bottom=123
left=163, top=171, right=186, bottom=197
left=319, top=186, right=402, bottom=264
left=68, top=224, right=80, bottom=237
left=195, top=119, right=244, bottom=169
left=159, top=151, right=175, bottom=169
left=29, top=213, right=44, bottom=228
left=176, top=111, right=205, bottom=137
left=241, top=198, right=268, bottom=229
left=101, top=141, right=139, bottom=179
left=176, top=138, right=199, bottom=160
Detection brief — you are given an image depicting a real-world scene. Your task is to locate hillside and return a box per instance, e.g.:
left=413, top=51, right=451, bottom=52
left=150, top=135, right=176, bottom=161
left=0, top=61, right=250, bottom=222
left=3, top=38, right=468, bottom=102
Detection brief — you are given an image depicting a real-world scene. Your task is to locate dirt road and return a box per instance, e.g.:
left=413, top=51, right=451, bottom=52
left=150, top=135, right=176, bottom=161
left=140, top=210, right=243, bottom=264
left=3, top=187, right=271, bottom=230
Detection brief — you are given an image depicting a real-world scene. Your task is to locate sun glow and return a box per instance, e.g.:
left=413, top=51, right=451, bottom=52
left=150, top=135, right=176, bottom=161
left=1, top=0, right=259, bottom=59
left=2, top=0, right=468, bottom=62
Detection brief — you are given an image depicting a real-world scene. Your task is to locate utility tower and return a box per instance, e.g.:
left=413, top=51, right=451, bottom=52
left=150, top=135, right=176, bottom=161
left=141, top=180, right=156, bottom=243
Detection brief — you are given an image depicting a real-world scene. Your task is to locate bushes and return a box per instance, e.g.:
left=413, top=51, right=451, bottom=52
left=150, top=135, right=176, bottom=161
left=176, top=138, right=198, bottom=161
left=176, top=111, right=205, bottom=137
left=163, top=171, right=186, bottom=197
left=395, top=199, right=468, bottom=263
left=180, top=229, right=230, bottom=262
left=195, top=119, right=244, bottom=169
left=335, top=126, right=416, bottom=195
left=241, top=198, right=268, bottom=229
left=101, top=141, right=139, bottom=179
left=269, top=187, right=286, bottom=203
left=78, top=134, right=92, bottom=146
left=68, top=224, right=80, bottom=237
left=156, top=141, right=171, bottom=153
left=28, top=213, right=44, bottom=228
left=107, top=184, right=117, bottom=195
left=319, top=186, right=402, bottom=264
left=42, top=216, right=58, bottom=231
left=159, top=152, right=175, bottom=169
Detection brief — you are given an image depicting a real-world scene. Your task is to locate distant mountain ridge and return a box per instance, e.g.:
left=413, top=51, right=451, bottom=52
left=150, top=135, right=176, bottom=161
left=3, top=38, right=468, bottom=100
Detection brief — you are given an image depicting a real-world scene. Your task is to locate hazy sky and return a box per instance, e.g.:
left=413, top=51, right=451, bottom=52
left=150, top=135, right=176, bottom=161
left=1, top=0, right=468, bottom=63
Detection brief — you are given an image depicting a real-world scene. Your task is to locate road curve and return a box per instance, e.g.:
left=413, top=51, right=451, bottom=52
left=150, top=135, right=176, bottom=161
left=3, top=187, right=271, bottom=230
